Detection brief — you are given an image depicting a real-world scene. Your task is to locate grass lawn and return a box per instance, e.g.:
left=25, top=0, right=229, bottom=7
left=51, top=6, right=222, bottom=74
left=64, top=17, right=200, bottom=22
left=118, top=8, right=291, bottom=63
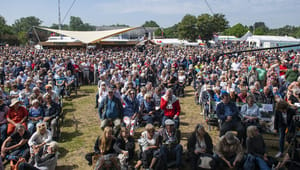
left=54, top=85, right=280, bottom=170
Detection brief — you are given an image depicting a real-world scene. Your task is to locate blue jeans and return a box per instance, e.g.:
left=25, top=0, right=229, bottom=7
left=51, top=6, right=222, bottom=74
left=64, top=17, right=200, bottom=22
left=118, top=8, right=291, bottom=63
left=28, top=120, right=43, bottom=135
left=160, top=144, right=183, bottom=168
left=279, top=127, right=286, bottom=152
left=142, top=115, right=153, bottom=124
left=256, top=157, right=270, bottom=170
left=0, top=123, right=7, bottom=142
left=162, top=116, right=179, bottom=129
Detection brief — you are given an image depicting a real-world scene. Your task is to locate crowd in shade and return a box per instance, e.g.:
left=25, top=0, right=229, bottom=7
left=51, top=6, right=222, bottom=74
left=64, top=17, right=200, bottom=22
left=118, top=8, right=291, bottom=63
left=0, top=42, right=300, bottom=170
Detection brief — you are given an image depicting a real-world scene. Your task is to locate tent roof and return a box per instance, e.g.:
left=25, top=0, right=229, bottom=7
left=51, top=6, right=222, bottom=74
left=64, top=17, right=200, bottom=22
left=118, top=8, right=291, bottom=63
left=246, top=35, right=300, bottom=42
left=239, top=31, right=253, bottom=41
left=36, top=27, right=138, bottom=44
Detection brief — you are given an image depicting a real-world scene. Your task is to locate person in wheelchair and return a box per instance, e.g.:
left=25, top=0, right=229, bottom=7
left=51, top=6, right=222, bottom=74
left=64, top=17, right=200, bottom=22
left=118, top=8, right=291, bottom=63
left=216, top=92, right=245, bottom=141
left=240, top=95, right=261, bottom=128
left=65, top=70, right=75, bottom=97
left=159, top=119, right=183, bottom=170
left=85, top=127, right=120, bottom=169
left=43, top=94, right=61, bottom=140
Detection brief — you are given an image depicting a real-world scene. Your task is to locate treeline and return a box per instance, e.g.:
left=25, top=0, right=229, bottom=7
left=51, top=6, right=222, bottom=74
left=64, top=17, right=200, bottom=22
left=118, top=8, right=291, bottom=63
left=144, top=15, right=300, bottom=42
left=1, top=14, right=300, bottom=45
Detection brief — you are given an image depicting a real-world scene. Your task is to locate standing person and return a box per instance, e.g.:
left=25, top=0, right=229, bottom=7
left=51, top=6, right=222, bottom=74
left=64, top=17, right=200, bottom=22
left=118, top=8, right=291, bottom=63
left=160, top=89, right=181, bottom=129
left=6, top=98, right=28, bottom=136
left=99, top=88, right=123, bottom=135
left=187, top=124, right=214, bottom=170
left=274, top=100, right=296, bottom=158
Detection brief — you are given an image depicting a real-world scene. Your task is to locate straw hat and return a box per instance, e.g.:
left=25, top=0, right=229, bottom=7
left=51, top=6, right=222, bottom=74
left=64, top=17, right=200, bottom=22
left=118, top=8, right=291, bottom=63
left=10, top=98, right=20, bottom=107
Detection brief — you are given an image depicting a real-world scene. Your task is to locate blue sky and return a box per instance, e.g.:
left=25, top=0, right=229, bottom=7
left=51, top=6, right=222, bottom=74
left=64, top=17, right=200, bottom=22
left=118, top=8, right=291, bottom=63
left=1, top=0, right=299, bottom=28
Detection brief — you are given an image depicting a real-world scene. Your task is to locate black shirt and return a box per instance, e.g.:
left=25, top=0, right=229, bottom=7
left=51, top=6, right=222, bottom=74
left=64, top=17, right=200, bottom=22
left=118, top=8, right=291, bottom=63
left=10, top=130, right=30, bottom=149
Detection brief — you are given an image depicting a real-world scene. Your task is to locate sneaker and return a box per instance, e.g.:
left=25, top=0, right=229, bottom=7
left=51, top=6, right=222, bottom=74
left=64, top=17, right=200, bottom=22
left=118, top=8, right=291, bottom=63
left=275, top=152, right=282, bottom=158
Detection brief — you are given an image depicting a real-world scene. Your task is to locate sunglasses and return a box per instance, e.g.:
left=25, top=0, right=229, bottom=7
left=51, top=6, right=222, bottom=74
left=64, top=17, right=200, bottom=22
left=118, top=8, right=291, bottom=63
left=38, top=124, right=46, bottom=128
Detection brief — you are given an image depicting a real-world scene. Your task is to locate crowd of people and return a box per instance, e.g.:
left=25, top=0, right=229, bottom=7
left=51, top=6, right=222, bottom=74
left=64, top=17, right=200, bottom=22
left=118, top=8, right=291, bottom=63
left=0, top=41, right=300, bottom=170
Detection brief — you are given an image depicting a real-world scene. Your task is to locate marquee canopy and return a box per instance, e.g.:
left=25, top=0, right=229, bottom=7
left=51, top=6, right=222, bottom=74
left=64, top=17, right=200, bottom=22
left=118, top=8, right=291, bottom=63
left=36, top=27, right=138, bottom=44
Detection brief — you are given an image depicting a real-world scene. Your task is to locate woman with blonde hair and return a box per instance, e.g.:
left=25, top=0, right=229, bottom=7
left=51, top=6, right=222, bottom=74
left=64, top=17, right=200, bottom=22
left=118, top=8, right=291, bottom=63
left=245, top=125, right=271, bottom=170
left=135, top=123, right=160, bottom=169
left=85, top=127, right=119, bottom=169
left=28, top=122, right=52, bottom=163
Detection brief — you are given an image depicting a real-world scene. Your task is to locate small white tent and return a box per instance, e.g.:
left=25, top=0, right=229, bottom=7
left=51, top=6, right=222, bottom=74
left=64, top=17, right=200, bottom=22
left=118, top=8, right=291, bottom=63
left=239, top=31, right=253, bottom=41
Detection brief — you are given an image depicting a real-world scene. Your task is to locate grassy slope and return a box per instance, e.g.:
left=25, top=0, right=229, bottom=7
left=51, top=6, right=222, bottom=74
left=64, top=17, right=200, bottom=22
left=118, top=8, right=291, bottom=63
left=55, top=85, right=279, bottom=170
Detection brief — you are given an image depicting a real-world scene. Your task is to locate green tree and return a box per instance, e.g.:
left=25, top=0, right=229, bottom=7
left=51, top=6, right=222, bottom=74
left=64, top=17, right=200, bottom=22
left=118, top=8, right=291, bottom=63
left=50, top=23, right=69, bottom=30
left=178, top=14, right=198, bottom=42
left=12, top=16, right=42, bottom=33
left=196, top=13, right=228, bottom=42
left=163, top=24, right=179, bottom=38
left=223, top=23, right=248, bottom=37
left=69, top=16, right=95, bottom=31
left=11, top=16, right=42, bottom=44
left=142, top=20, right=159, bottom=27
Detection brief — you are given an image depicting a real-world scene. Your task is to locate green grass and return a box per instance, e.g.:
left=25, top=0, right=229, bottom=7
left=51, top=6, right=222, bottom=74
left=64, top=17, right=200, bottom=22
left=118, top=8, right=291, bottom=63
left=52, top=85, right=280, bottom=170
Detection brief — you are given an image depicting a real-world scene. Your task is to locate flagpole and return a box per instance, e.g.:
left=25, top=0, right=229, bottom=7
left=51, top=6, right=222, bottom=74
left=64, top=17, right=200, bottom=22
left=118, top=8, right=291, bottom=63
left=58, top=0, right=62, bottom=39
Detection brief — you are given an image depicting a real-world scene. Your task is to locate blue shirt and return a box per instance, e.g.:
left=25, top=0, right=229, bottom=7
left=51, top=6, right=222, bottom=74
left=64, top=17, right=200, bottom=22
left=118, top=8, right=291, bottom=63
left=105, top=99, right=118, bottom=119
left=224, top=104, right=234, bottom=117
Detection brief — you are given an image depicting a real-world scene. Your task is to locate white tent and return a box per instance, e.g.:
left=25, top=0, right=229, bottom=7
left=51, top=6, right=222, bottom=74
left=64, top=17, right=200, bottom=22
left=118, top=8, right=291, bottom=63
left=246, top=35, right=300, bottom=48
left=239, top=31, right=253, bottom=41
left=36, top=27, right=138, bottom=44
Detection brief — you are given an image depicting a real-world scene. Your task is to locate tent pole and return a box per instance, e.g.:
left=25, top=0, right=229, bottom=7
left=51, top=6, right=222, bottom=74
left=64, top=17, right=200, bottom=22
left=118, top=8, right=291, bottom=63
left=33, top=27, right=41, bottom=44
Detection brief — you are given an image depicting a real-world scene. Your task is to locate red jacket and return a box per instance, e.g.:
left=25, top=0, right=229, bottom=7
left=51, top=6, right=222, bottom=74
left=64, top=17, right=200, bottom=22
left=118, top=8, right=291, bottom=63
left=160, top=95, right=180, bottom=118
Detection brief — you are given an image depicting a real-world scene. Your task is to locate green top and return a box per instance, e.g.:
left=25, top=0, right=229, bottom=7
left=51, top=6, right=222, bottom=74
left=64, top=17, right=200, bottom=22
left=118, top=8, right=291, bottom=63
left=256, top=68, right=266, bottom=81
